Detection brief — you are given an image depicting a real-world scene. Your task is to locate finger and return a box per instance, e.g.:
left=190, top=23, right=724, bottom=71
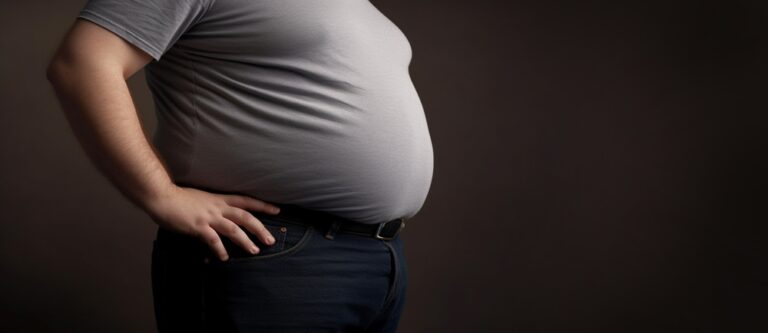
left=222, top=206, right=276, bottom=246
left=211, top=216, right=260, bottom=255
left=198, top=226, right=229, bottom=261
left=221, top=194, right=281, bottom=215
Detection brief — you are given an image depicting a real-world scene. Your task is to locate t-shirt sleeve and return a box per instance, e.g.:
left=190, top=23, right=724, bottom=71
left=76, top=0, right=214, bottom=61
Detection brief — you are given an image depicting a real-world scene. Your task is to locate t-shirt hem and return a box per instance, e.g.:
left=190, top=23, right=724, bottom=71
left=77, top=9, right=164, bottom=61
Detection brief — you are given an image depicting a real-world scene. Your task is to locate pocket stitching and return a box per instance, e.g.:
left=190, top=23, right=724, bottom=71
left=216, top=225, right=314, bottom=264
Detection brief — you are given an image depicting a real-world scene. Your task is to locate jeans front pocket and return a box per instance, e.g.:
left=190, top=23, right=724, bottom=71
left=210, top=216, right=315, bottom=264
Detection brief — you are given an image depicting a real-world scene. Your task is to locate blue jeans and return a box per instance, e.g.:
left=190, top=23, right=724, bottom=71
left=151, top=209, right=408, bottom=333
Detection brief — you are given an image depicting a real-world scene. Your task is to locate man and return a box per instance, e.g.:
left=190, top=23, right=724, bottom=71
left=46, top=0, right=434, bottom=332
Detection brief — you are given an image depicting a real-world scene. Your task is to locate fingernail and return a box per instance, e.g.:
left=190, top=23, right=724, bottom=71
left=272, top=207, right=280, bottom=213
left=251, top=246, right=259, bottom=254
left=268, top=236, right=275, bottom=244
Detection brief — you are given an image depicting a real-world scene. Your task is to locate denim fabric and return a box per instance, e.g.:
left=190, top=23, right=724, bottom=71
left=151, top=210, right=408, bottom=333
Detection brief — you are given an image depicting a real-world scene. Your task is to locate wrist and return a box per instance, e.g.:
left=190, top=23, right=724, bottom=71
left=138, top=181, right=179, bottom=217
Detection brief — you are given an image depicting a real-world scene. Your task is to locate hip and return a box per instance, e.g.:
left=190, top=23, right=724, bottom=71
left=150, top=209, right=409, bottom=332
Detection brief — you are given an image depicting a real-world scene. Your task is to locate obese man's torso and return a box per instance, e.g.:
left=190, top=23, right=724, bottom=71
left=146, top=0, right=434, bottom=224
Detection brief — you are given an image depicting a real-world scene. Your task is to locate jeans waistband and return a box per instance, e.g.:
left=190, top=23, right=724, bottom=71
left=259, top=204, right=407, bottom=240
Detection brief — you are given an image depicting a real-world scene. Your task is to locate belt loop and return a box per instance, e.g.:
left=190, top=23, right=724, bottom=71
left=324, top=220, right=342, bottom=240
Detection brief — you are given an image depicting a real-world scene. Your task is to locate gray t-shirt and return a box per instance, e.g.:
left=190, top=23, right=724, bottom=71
left=77, top=0, right=434, bottom=224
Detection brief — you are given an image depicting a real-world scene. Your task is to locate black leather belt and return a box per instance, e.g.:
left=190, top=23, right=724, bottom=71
left=267, top=204, right=407, bottom=241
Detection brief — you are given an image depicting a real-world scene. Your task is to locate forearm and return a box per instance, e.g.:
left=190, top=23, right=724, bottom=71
left=47, top=63, right=175, bottom=212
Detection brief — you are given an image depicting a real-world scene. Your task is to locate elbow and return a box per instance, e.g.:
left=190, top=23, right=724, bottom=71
left=46, top=59, right=65, bottom=84
left=46, top=53, right=79, bottom=85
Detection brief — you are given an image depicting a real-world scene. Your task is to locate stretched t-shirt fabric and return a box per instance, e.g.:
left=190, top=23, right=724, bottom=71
left=76, top=0, right=434, bottom=224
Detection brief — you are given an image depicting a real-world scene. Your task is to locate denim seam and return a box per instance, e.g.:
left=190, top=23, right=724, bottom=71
left=380, top=240, right=400, bottom=311
left=361, top=239, right=400, bottom=332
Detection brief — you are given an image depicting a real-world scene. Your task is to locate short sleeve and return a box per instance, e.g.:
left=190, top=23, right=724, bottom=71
left=76, top=0, right=215, bottom=61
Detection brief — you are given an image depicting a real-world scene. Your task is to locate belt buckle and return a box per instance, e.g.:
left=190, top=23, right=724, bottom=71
left=374, top=218, right=406, bottom=240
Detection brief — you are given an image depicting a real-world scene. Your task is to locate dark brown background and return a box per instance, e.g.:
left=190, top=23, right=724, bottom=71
left=1, top=0, right=766, bottom=332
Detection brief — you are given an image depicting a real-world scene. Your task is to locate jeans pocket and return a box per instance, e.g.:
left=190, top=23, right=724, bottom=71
left=211, top=216, right=315, bottom=264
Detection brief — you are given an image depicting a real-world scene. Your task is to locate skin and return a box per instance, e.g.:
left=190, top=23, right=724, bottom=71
left=45, top=18, right=280, bottom=262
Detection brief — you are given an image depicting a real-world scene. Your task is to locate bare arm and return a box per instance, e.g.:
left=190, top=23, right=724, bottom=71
left=46, top=19, right=172, bottom=212
left=46, top=19, right=278, bottom=261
